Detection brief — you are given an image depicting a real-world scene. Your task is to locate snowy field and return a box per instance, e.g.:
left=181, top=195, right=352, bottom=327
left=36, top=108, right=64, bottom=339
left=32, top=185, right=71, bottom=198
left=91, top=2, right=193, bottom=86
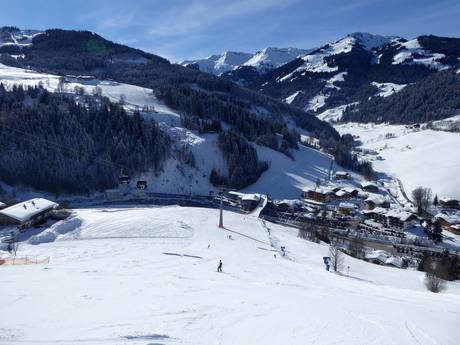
left=1, top=206, right=459, bottom=345
left=336, top=123, right=460, bottom=199
left=244, top=143, right=362, bottom=199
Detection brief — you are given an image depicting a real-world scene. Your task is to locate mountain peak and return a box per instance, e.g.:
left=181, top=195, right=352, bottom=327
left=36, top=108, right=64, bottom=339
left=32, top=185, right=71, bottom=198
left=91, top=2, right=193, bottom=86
left=347, top=32, right=400, bottom=50
left=181, top=46, right=312, bottom=76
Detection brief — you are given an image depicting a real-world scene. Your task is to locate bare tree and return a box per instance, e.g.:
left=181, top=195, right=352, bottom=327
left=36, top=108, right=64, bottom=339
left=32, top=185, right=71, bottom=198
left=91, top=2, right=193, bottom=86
left=329, top=245, right=344, bottom=272
left=119, top=94, right=126, bottom=106
left=348, top=237, right=364, bottom=259
left=8, top=238, right=19, bottom=257
left=56, top=76, right=66, bottom=93
left=92, top=86, right=102, bottom=97
left=412, top=186, right=432, bottom=216
left=299, top=222, right=319, bottom=243
left=424, top=272, right=445, bottom=293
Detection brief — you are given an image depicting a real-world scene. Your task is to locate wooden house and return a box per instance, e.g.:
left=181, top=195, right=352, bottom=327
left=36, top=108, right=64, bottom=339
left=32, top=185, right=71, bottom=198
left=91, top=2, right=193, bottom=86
left=361, top=182, right=379, bottom=193
left=440, top=198, right=459, bottom=209
left=365, top=195, right=390, bottom=210
left=0, top=198, right=58, bottom=229
left=334, top=171, right=349, bottom=180
left=302, top=187, right=334, bottom=203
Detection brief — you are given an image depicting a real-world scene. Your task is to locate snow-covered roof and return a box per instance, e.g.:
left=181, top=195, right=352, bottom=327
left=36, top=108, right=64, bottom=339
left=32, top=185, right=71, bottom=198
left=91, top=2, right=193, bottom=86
left=0, top=198, right=58, bottom=222
left=335, top=171, right=349, bottom=176
left=365, top=250, right=404, bottom=268
left=241, top=194, right=260, bottom=202
left=302, top=186, right=334, bottom=194
left=435, top=213, right=460, bottom=225
left=386, top=209, right=415, bottom=222
left=361, top=181, right=378, bottom=188
left=363, top=207, right=388, bottom=215
left=363, top=207, right=415, bottom=222
left=440, top=197, right=459, bottom=203
left=342, top=186, right=359, bottom=193
left=339, top=202, right=356, bottom=209
left=277, top=199, right=302, bottom=207
left=365, top=195, right=389, bottom=205
left=335, top=190, right=348, bottom=197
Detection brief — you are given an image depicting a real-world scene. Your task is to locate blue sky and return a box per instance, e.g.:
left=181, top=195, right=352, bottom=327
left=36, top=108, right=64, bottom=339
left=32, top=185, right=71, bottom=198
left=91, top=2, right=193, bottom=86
left=1, top=0, right=459, bottom=62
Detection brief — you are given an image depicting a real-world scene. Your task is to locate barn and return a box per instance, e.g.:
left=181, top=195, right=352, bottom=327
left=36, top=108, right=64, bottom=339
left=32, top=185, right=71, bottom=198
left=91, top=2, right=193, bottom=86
left=0, top=198, right=58, bottom=228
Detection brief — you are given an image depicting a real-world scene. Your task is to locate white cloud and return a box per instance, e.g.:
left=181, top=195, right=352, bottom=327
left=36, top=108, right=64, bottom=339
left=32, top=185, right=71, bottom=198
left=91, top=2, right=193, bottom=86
left=87, top=0, right=299, bottom=38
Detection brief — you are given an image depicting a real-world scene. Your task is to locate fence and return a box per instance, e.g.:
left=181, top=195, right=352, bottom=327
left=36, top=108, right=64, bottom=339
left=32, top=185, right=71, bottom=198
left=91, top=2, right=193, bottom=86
left=0, top=256, right=50, bottom=265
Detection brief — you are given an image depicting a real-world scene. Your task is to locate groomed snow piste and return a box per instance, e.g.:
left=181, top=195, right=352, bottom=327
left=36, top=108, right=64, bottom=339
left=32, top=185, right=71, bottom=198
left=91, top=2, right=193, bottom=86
left=1, top=206, right=459, bottom=345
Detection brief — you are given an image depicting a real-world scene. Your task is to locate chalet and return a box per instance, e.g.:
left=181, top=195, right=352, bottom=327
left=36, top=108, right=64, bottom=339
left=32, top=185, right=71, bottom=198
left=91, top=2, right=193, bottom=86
left=240, top=194, right=260, bottom=211
left=451, top=224, right=460, bottom=235
left=342, top=187, right=360, bottom=198
left=334, top=171, right=349, bottom=180
left=363, top=208, right=417, bottom=230
left=361, top=182, right=379, bottom=193
left=228, top=192, right=261, bottom=211
left=334, top=189, right=350, bottom=199
left=0, top=198, right=58, bottom=228
left=365, top=195, right=390, bottom=210
left=364, top=250, right=405, bottom=268
left=363, top=207, right=388, bottom=225
left=385, top=210, right=418, bottom=230
left=338, top=202, right=356, bottom=216
left=302, top=187, right=334, bottom=203
left=276, top=200, right=303, bottom=212
left=439, top=197, right=459, bottom=209
left=434, top=213, right=460, bottom=234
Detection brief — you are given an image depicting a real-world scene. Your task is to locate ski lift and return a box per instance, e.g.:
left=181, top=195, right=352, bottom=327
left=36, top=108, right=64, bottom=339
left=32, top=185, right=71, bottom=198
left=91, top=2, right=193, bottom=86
left=136, top=180, right=147, bottom=190
left=119, top=174, right=130, bottom=185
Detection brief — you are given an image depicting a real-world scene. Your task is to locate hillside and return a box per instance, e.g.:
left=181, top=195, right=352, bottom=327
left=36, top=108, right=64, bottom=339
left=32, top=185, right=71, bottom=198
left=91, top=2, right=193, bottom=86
left=0, top=28, right=345, bottom=196
left=0, top=62, right=350, bottom=198
left=342, top=69, right=460, bottom=124
left=2, top=206, right=459, bottom=344
left=336, top=121, right=460, bottom=199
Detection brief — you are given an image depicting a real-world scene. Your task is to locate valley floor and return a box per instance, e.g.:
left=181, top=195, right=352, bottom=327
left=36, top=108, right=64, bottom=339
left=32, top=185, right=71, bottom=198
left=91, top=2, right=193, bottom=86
left=1, top=206, right=459, bottom=345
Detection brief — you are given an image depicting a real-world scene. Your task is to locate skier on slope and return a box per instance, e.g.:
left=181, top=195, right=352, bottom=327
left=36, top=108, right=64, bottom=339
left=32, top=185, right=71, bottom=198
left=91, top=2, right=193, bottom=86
left=217, top=259, right=223, bottom=272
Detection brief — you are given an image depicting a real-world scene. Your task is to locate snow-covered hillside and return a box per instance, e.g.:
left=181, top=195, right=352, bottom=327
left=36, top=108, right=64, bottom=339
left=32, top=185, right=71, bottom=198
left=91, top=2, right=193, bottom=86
left=391, top=38, right=450, bottom=70
left=0, top=63, right=345, bottom=198
left=180, top=47, right=310, bottom=75
left=1, top=206, right=458, bottom=344
left=336, top=122, right=460, bottom=199
left=0, top=27, right=42, bottom=48
left=243, top=143, right=363, bottom=199
left=279, top=33, right=396, bottom=83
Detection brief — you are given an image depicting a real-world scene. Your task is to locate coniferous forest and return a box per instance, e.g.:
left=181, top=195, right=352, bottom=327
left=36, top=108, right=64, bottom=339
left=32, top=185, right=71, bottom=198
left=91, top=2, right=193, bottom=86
left=0, top=84, right=170, bottom=194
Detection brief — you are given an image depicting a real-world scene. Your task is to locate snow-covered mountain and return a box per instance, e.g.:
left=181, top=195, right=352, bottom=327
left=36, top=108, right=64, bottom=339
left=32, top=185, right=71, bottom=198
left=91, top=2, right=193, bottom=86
left=232, top=32, right=460, bottom=123
left=180, top=51, right=253, bottom=75
left=0, top=28, right=342, bottom=198
left=180, top=47, right=311, bottom=76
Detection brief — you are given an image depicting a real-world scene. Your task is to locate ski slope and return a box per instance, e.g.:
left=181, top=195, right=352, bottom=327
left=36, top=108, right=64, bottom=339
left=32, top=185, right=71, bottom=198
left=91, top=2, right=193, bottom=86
left=1, top=206, right=458, bottom=345
left=336, top=123, right=460, bottom=199
left=244, top=143, right=363, bottom=199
